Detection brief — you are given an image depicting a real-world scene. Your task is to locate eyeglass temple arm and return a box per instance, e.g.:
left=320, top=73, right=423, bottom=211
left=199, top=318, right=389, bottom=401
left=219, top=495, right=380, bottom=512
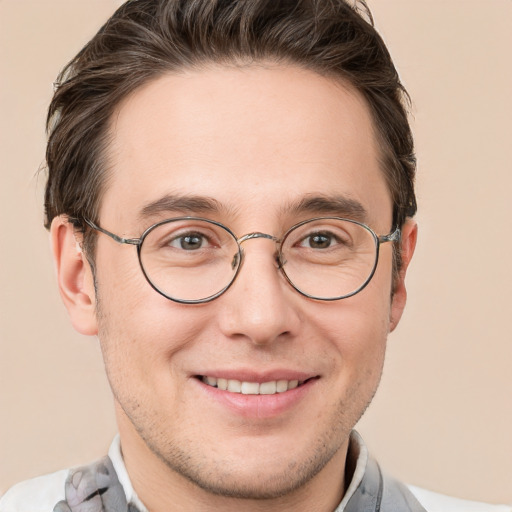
left=84, top=218, right=140, bottom=245
left=378, top=227, right=401, bottom=244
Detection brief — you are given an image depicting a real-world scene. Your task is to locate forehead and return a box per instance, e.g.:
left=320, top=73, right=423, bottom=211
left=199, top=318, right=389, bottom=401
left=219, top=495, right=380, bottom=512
left=103, top=64, right=391, bottom=228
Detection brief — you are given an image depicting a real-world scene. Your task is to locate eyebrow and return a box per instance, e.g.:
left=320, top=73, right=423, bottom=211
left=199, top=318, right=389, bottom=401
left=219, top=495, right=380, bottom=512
left=285, top=194, right=368, bottom=222
left=139, top=194, right=227, bottom=220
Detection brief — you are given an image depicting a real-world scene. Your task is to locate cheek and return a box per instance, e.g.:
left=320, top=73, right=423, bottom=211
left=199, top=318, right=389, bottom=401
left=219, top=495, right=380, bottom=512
left=92, top=249, right=205, bottom=381
left=318, top=278, right=392, bottom=349
left=301, top=297, right=388, bottom=437
left=332, top=307, right=387, bottom=381
left=308, top=277, right=391, bottom=384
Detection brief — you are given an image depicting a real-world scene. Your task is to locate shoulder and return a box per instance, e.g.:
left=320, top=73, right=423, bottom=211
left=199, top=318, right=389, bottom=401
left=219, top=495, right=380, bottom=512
left=409, top=485, right=512, bottom=512
left=0, top=470, right=68, bottom=512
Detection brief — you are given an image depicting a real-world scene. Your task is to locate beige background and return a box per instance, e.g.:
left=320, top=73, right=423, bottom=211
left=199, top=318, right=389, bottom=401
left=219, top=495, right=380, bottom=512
left=1, top=0, right=511, bottom=504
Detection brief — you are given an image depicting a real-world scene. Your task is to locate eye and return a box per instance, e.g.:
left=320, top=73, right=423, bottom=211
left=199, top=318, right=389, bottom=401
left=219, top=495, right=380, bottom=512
left=168, top=232, right=209, bottom=250
left=299, top=231, right=342, bottom=249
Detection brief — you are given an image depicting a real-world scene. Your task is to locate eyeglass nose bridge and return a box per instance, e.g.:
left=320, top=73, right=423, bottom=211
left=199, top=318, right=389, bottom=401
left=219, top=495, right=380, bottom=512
left=231, top=232, right=282, bottom=271
left=237, top=232, right=280, bottom=244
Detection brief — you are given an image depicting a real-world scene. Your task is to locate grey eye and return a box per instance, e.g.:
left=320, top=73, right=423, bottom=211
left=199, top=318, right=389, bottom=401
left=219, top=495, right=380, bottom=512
left=170, top=233, right=207, bottom=250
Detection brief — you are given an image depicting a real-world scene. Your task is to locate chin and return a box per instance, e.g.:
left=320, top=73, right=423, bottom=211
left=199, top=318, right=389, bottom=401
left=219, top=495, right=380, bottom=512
left=164, top=452, right=335, bottom=500
left=139, top=423, right=346, bottom=501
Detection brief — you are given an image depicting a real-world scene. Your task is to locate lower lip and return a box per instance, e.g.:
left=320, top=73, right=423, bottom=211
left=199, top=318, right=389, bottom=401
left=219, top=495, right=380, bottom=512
left=194, top=378, right=318, bottom=419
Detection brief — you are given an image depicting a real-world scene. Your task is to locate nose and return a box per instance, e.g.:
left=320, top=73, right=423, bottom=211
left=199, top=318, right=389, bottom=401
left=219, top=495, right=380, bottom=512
left=217, top=238, right=301, bottom=346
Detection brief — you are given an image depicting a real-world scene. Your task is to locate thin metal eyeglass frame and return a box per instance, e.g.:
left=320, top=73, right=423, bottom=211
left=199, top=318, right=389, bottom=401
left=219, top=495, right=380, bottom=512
left=84, top=217, right=400, bottom=304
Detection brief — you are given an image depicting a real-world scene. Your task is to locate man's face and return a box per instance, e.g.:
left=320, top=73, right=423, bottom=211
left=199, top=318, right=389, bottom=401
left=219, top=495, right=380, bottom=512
left=72, top=65, right=412, bottom=499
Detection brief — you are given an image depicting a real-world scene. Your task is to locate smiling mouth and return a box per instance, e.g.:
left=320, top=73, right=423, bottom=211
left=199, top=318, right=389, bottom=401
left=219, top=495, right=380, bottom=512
left=198, top=376, right=313, bottom=395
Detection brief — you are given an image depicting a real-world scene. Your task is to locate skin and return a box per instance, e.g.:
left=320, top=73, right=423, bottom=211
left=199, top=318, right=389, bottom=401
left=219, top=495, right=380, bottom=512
left=52, top=64, right=417, bottom=512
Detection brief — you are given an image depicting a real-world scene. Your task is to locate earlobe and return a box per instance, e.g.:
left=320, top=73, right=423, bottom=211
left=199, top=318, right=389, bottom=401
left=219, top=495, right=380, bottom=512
left=389, top=219, right=418, bottom=332
left=50, top=216, right=98, bottom=336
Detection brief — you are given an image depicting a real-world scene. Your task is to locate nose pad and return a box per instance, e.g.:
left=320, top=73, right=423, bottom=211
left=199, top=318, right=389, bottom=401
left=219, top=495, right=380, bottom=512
left=276, top=252, right=286, bottom=270
left=231, top=251, right=240, bottom=271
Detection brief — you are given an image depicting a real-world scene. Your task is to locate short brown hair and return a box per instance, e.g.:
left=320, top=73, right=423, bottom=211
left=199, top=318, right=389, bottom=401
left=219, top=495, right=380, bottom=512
left=45, top=0, right=416, bottom=263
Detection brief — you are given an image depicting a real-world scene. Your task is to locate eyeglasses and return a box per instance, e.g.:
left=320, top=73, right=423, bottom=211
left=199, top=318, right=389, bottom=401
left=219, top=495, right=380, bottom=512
left=84, top=217, right=400, bottom=304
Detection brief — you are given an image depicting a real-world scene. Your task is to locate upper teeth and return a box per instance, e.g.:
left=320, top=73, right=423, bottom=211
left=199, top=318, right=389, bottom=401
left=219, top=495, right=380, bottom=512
left=202, top=376, right=301, bottom=395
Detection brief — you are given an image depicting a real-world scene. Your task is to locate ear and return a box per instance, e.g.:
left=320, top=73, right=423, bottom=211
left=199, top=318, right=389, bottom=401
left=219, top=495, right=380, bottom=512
left=50, top=216, right=98, bottom=336
left=389, top=219, right=418, bottom=332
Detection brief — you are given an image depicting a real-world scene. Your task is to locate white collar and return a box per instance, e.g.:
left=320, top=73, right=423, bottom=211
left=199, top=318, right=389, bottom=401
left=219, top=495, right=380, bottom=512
left=336, top=430, right=369, bottom=511
left=108, top=435, right=149, bottom=512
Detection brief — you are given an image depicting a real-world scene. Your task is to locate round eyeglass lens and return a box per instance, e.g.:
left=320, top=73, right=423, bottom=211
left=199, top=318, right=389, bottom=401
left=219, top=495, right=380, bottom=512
left=139, top=219, right=241, bottom=302
left=280, top=218, right=379, bottom=300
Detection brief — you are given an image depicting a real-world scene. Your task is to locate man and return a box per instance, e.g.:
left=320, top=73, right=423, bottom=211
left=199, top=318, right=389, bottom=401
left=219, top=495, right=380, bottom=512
left=1, top=1, right=509, bottom=511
